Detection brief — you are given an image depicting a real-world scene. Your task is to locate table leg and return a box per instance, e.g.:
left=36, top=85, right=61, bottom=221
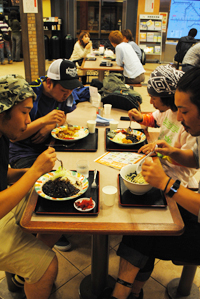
left=98, top=71, right=104, bottom=82
left=79, top=234, right=116, bottom=299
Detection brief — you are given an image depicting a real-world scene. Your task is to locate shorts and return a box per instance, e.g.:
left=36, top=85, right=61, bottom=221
left=0, top=193, right=56, bottom=284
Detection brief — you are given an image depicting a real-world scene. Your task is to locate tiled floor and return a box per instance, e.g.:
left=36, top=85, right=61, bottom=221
left=0, top=60, right=200, bottom=299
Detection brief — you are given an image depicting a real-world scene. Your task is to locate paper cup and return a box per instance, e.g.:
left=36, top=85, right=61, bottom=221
left=104, top=104, right=112, bottom=115
left=102, top=186, right=117, bottom=206
left=110, top=120, right=119, bottom=131
left=87, top=120, right=96, bottom=134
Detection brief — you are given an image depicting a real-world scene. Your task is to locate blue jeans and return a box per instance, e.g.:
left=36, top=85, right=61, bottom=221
left=0, top=42, right=4, bottom=63
left=4, top=41, right=12, bottom=61
left=11, top=32, right=21, bottom=61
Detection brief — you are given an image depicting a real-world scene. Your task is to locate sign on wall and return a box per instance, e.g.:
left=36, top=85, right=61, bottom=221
left=23, top=0, right=38, bottom=13
left=145, top=0, right=155, bottom=13
left=159, top=12, right=168, bottom=33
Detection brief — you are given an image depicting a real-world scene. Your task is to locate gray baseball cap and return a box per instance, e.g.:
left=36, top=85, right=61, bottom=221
left=0, top=74, right=36, bottom=113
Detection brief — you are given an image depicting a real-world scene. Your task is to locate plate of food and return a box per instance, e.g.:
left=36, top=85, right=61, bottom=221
left=107, top=129, right=146, bottom=145
left=74, top=197, right=96, bottom=212
left=34, top=167, right=89, bottom=201
left=51, top=125, right=89, bottom=142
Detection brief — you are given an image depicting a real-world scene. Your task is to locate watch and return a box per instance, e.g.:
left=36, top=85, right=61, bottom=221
left=166, top=180, right=181, bottom=198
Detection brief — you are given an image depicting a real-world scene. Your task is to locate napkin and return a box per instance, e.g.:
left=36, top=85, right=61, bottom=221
left=96, top=114, right=114, bottom=126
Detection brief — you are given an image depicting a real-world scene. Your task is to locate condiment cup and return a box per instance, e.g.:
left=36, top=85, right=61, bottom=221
left=102, top=186, right=117, bottom=206
left=87, top=120, right=96, bottom=134
left=76, top=160, right=89, bottom=178
left=104, top=104, right=112, bottom=115
left=110, top=120, right=119, bottom=131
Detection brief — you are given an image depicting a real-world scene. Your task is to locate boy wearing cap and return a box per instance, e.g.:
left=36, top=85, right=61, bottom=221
left=9, top=59, right=82, bottom=251
left=106, top=65, right=198, bottom=299
left=0, top=74, right=61, bottom=299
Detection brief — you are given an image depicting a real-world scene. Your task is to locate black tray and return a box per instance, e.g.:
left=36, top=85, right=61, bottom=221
left=105, top=128, right=147, bottom=152
left=50, top=128, right=98, bottom=152
left=34, top=171, right=100, bottom=216
left=118, top=174, right=167, bottom=208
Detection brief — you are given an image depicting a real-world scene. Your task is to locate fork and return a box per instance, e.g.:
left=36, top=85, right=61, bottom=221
left=127, top=120, right=132, bottom=133
left=91, top=169, right=97, bottom=188
left=57, top=158, right=63, bottom=169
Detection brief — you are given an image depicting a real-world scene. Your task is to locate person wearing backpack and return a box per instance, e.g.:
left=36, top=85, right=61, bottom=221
left=108, top=30, right=145, bottom=84
left=174, top=28, right=197, bottom=64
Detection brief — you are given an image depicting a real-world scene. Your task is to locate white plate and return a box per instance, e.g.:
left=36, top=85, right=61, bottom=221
left=74, top=198, right=96, bottom=212
left=107, top=129, right=146, bottom=146
left=51, top=125, right=89, bottom=142
left=34, top=171, right=89, bottom=201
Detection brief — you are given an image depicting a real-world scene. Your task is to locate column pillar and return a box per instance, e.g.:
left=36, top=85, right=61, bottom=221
left=19, top=0, right=45, bottom=83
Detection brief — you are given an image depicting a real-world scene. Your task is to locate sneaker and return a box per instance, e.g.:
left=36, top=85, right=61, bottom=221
left=8, top=60, right=13, bottom=64
left=11, top=274, right=25, bottom=288
left=127, top=289, right=143, bottom=299
left=1, top=61, right=5, bottom=65
left=54, top=235, right=71, bottom=251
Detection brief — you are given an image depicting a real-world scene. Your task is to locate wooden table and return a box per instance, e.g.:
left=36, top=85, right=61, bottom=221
left=20, top=102, right=184, bottom=299
left=81, top=56, right=123, bottom=81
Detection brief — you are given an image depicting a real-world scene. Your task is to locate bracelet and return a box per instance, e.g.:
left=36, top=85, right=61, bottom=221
left=163, top=177, right=172, bottom=193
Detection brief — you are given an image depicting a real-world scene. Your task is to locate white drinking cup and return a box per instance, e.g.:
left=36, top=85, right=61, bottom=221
left=87, top=120, right=96, bottom=134
left=110, top=120, right=119, bottom=131
left=104, top=104, right=112, bottom=115
left=102, top=186, right=117, bottom=206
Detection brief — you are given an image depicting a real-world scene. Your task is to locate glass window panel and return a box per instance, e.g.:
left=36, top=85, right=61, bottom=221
left=77, top=1, right=99, bottom=36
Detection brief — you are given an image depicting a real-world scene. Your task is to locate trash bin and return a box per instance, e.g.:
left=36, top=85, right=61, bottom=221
left=44, top=35, right=49, bottom=59
left=50, top=35, right=60, bottom=59
left=64, top=34, right=74, bottom=59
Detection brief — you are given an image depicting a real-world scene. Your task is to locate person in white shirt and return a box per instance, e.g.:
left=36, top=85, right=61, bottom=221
left=109, top=30, right=145, bottom=84
left=70, top=31, right=93, bottom=84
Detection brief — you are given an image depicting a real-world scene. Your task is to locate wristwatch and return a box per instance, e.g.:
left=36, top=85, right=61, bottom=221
left=166, top=180, right=181, bottom=198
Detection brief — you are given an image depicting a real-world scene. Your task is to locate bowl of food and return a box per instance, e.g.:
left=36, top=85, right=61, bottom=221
left=74, top=197, right=95, bottom=212
left=120, top=164, right=152, bottom=195
left=34, top=168, right=89, bottom=201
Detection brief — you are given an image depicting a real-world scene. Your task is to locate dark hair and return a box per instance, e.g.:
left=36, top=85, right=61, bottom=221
left=108, top=30, right=123, bottom=45
left=160, top=96, right=177, bottom=112
left=121, top=29, right=134, bottom=41
left=188, top=28, right=197, bottom=37
left=176, top=67, right=200, bottom=114
left=43, top=77, right=60, bottom=88
left=78, top=31, right=90, bottom=48
left=0, top=14, right=4, bottom=21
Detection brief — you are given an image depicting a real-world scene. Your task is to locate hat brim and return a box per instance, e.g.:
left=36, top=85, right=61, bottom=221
left=59, top=79, right=83, bottom=90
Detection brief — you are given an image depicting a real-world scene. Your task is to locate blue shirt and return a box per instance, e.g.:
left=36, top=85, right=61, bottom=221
left=9, top=77, right=76, bottom=165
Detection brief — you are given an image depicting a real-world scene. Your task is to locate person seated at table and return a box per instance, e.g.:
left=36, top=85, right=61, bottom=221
left=121, top=29, right=141, bottom=61
left=128, top=64, right=197, bottom=188
left=0, top=74, right=60, bottom=299
left=108, top=30, right=145, bottom=84
left=105, top=67, right=200, bottom=299
left=70, top=31, right=93, bottom=85
left=9, top=59, right=83, bottom=253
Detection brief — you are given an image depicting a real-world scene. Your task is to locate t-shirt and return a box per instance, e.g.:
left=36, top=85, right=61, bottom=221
left=153, top=109, right=197, bottom=187
left=115, top=42, right=145, bottom=79
left=128, top=41, right=142, bottom=60
left=182, top=42, right=200, bottom=67
left=0, top=135, right=9, bottom=191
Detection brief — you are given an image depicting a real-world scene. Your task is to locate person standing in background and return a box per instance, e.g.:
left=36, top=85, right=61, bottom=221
left=9, top=10, right=22, bottom=62
left=0, top=13, right=12, bottom=64
left=70, top=31, right=93, bottom=85
left=121, top=29, right=142, bottom=61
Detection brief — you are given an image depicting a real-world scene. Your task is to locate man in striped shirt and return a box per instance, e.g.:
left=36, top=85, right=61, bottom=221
left=0, top=14, right=12, bottom=64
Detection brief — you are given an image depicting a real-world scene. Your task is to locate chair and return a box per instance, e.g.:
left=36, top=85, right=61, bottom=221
left=167, top=261, right=199, bottom=299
